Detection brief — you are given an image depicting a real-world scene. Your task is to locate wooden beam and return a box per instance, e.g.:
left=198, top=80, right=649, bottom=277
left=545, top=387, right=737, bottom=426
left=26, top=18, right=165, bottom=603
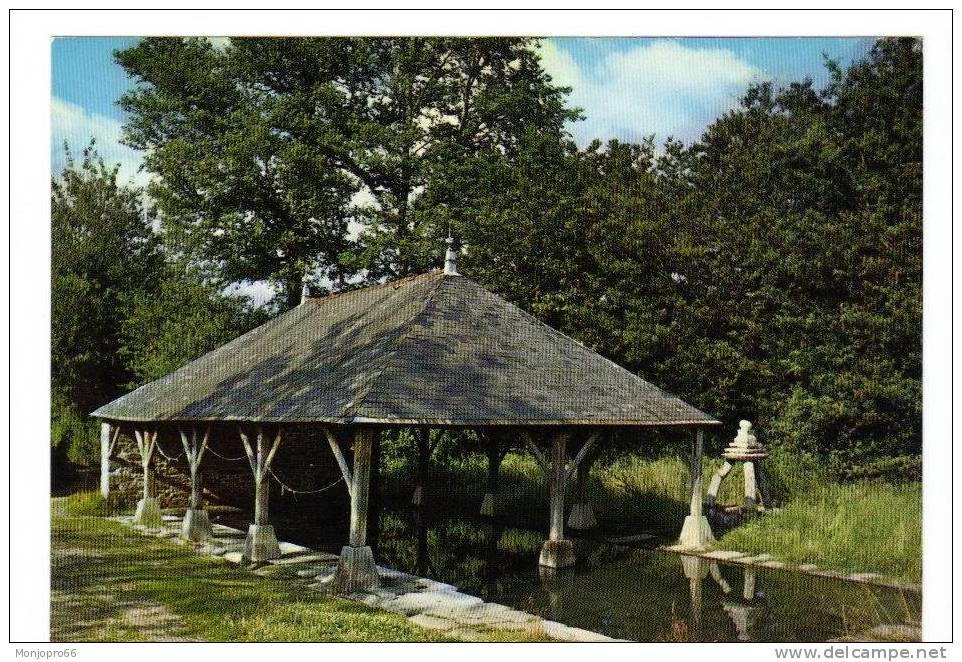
left=521, top=431, right=550, bottom=474
left=349, top=428, right=374, bottom=547
left=690, top=428, right=705, bottom=518
left=564, top=430, right=602, bottom=485
left=238, top=427, right=257, bottom=475
left=324, top=427, right=353, bottom=491
left=548, top=431, right=569, bottom=541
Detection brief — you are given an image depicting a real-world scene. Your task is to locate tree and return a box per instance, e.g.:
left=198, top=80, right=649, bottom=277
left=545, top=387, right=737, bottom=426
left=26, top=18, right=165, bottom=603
left=116, top=38, right=357, bottom=309
left=51, top=142, right=268, bottom=469
left=116, top=37, right=579, bottom=296
left=118, top=272, right=269, bottom=385
left=51, top=141, right=163, bottom=415
left=663, top=38, right=922, bottom=473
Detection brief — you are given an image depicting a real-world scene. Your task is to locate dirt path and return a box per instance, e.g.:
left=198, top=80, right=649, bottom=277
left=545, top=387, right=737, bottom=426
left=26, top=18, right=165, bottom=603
left=50, top=509, right=199, bottom=642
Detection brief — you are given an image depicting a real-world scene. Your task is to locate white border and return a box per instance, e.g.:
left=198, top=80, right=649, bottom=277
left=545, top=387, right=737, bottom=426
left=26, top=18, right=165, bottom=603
left=6, top=6, right=955, bottom=657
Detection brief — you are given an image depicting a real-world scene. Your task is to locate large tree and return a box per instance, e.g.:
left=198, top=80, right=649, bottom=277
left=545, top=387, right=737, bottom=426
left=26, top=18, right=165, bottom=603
left=51, top=142, right=267, bottom=467
left=51, top=142, right=162, bottom=416
left=116, top=37, right=578, bottom=299
left=116, top=38, right=357, bottom=308
left=662, top=38, right=922, bottom=473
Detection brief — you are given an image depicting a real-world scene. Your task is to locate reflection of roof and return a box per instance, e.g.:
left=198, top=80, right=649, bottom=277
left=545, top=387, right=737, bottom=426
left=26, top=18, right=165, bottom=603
left=92, top=270, right=719, bottom=427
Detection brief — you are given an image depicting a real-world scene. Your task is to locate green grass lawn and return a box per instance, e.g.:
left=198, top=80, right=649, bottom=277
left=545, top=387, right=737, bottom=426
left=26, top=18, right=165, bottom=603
left=51, top=504, right=454, bottom=642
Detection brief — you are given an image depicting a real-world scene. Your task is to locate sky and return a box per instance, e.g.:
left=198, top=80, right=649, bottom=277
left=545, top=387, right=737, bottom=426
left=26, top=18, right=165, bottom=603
left=51, top=36, right=876, bottom=302
left=52, top=36, right=876, bottom=182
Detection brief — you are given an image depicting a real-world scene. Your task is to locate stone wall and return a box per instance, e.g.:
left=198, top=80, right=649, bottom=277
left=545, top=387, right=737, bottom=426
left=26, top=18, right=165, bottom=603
left=107, top=424, right=343, bottom=511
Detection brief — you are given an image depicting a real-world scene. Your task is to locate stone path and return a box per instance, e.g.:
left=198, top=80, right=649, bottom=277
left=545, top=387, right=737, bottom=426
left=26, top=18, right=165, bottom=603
left=113, top=514, right=618, bottom=642
left=661, top=544, right=921, bottom=593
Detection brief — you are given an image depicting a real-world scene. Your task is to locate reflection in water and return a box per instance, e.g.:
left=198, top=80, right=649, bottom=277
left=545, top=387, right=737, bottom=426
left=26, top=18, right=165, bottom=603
left=232, top=503, right=920, bottom=642
left=370, top=509, right=920, bottom=642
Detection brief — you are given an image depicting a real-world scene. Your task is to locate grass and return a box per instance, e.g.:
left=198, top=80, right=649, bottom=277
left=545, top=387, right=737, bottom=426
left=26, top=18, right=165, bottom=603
left=56, top=490, right=121, bottom=517
left=382, top=450, right=922, bottom=584
left=715, top=481, right=922, bottom=582
left=51, top=506, right=456, bottom=642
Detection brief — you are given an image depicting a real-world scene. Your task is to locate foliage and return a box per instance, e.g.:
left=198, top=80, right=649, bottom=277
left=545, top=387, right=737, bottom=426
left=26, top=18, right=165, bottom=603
left=118, top=273, right=268, bottom=385
left=115, top=37, right=578, bottom=304
left=51, top=143, right=265, bottom=467
left=445, top=39, right=921, bottom=476
left=55, top=490, right=121, bottom=516
left=51, top=141, right=162, bottom=415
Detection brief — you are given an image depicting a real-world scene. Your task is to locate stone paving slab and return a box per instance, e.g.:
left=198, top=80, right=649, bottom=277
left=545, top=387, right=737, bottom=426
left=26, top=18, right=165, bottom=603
left=113, top=514, right=620, bottom=642
left=267, top=553, right=339, bottom=566
left=661, top=545, right=920, bottom=593
left=701, top=550, right=746, bottom=561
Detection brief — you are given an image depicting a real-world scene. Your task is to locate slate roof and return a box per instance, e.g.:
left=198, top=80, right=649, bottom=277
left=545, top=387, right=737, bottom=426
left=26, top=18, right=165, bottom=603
left=92, top=270, right=719, bottom=427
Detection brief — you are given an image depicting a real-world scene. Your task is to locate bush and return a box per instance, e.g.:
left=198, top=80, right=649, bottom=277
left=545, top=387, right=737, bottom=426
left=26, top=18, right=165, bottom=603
left=51, top=396, right=100, bottom=468
left=57, top=490, right=120, bottom=517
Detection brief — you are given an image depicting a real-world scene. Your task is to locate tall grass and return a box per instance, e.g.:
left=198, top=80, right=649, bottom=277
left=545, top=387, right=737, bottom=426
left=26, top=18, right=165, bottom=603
left=716, top=481, right=921, bottom=582
left=380, top=449, right=921, bottom=582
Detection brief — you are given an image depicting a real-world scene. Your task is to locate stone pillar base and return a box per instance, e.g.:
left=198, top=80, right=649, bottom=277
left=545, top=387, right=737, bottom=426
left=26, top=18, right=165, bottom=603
left=180, top=508, right=213, bottom=542
left=538, top=539, right=576, bottom=568
left=678, top=515, right=716, bottom=550
left=243, top=524, right=281, bottom=562
left=479, top=492, right=495, bottom=517
left=133, top=497, right=162, bottom=528
left=331, top=545, right=379, bottom=593
left=411, top=485, right=423, bottom=506
left=567, top=502, right=597, bottom=529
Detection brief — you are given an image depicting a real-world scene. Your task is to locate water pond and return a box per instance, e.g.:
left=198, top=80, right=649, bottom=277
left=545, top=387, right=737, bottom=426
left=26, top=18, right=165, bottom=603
left=225, top=505, right=920, bottom=642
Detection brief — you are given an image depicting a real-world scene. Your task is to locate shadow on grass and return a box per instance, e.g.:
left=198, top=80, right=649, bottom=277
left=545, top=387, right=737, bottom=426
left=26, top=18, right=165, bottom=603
left=50, top=513, right=451, bottom=642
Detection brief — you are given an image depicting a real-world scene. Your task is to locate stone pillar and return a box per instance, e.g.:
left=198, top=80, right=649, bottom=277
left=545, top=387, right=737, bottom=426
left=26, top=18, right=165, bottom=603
left=240, top=426, right=282, bottom=562
left=99, top=422, right=113, bottom=499
left=333, top=427, right=379, bottom=592
left=706, top=460, right=733, bottom=510
left=678, top=428, right=716, bottom=549
left=539, top=430, right=575, bottom=568
left=567, top=460, right=597, bottom=529
left=132, top=429, right=162, bottom=527
left=743, top=461, right=758, bottom=517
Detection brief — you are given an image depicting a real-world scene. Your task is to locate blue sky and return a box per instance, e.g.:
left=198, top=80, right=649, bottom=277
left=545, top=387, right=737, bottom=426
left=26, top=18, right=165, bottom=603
left=51, top=36, right=876, bottom=304
left=52, top=36, right=876, bottom=185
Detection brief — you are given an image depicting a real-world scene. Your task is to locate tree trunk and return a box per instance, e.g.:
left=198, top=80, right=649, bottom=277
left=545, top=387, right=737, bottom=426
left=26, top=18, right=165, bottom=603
left=284, top=271, right=303, bottom=310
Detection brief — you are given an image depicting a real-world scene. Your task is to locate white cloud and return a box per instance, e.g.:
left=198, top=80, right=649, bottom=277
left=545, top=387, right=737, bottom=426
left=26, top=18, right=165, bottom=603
left=51, top=97, right=149, bottom=188
left=538, top=39, right=764, bottom=146
left=224, top=280, right=277, bottom=307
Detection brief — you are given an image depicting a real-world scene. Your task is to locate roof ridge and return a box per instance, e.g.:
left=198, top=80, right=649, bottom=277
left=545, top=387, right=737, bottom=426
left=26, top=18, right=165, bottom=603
left=306, top=270, right=441, bottom=307
left=460, top=279, right=672, bottom=421
left=342, top=274, right=447, bottom=421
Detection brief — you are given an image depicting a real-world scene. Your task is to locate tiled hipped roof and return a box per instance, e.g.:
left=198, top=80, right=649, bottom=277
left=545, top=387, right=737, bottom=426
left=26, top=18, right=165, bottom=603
left=92, top=271, right=719, bottom=427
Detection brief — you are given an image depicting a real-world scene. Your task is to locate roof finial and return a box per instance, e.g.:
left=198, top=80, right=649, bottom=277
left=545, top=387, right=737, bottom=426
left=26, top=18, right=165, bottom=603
left=300, top=266, right=311, bottom=305
left=443, top=231, right=459, bottom=276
